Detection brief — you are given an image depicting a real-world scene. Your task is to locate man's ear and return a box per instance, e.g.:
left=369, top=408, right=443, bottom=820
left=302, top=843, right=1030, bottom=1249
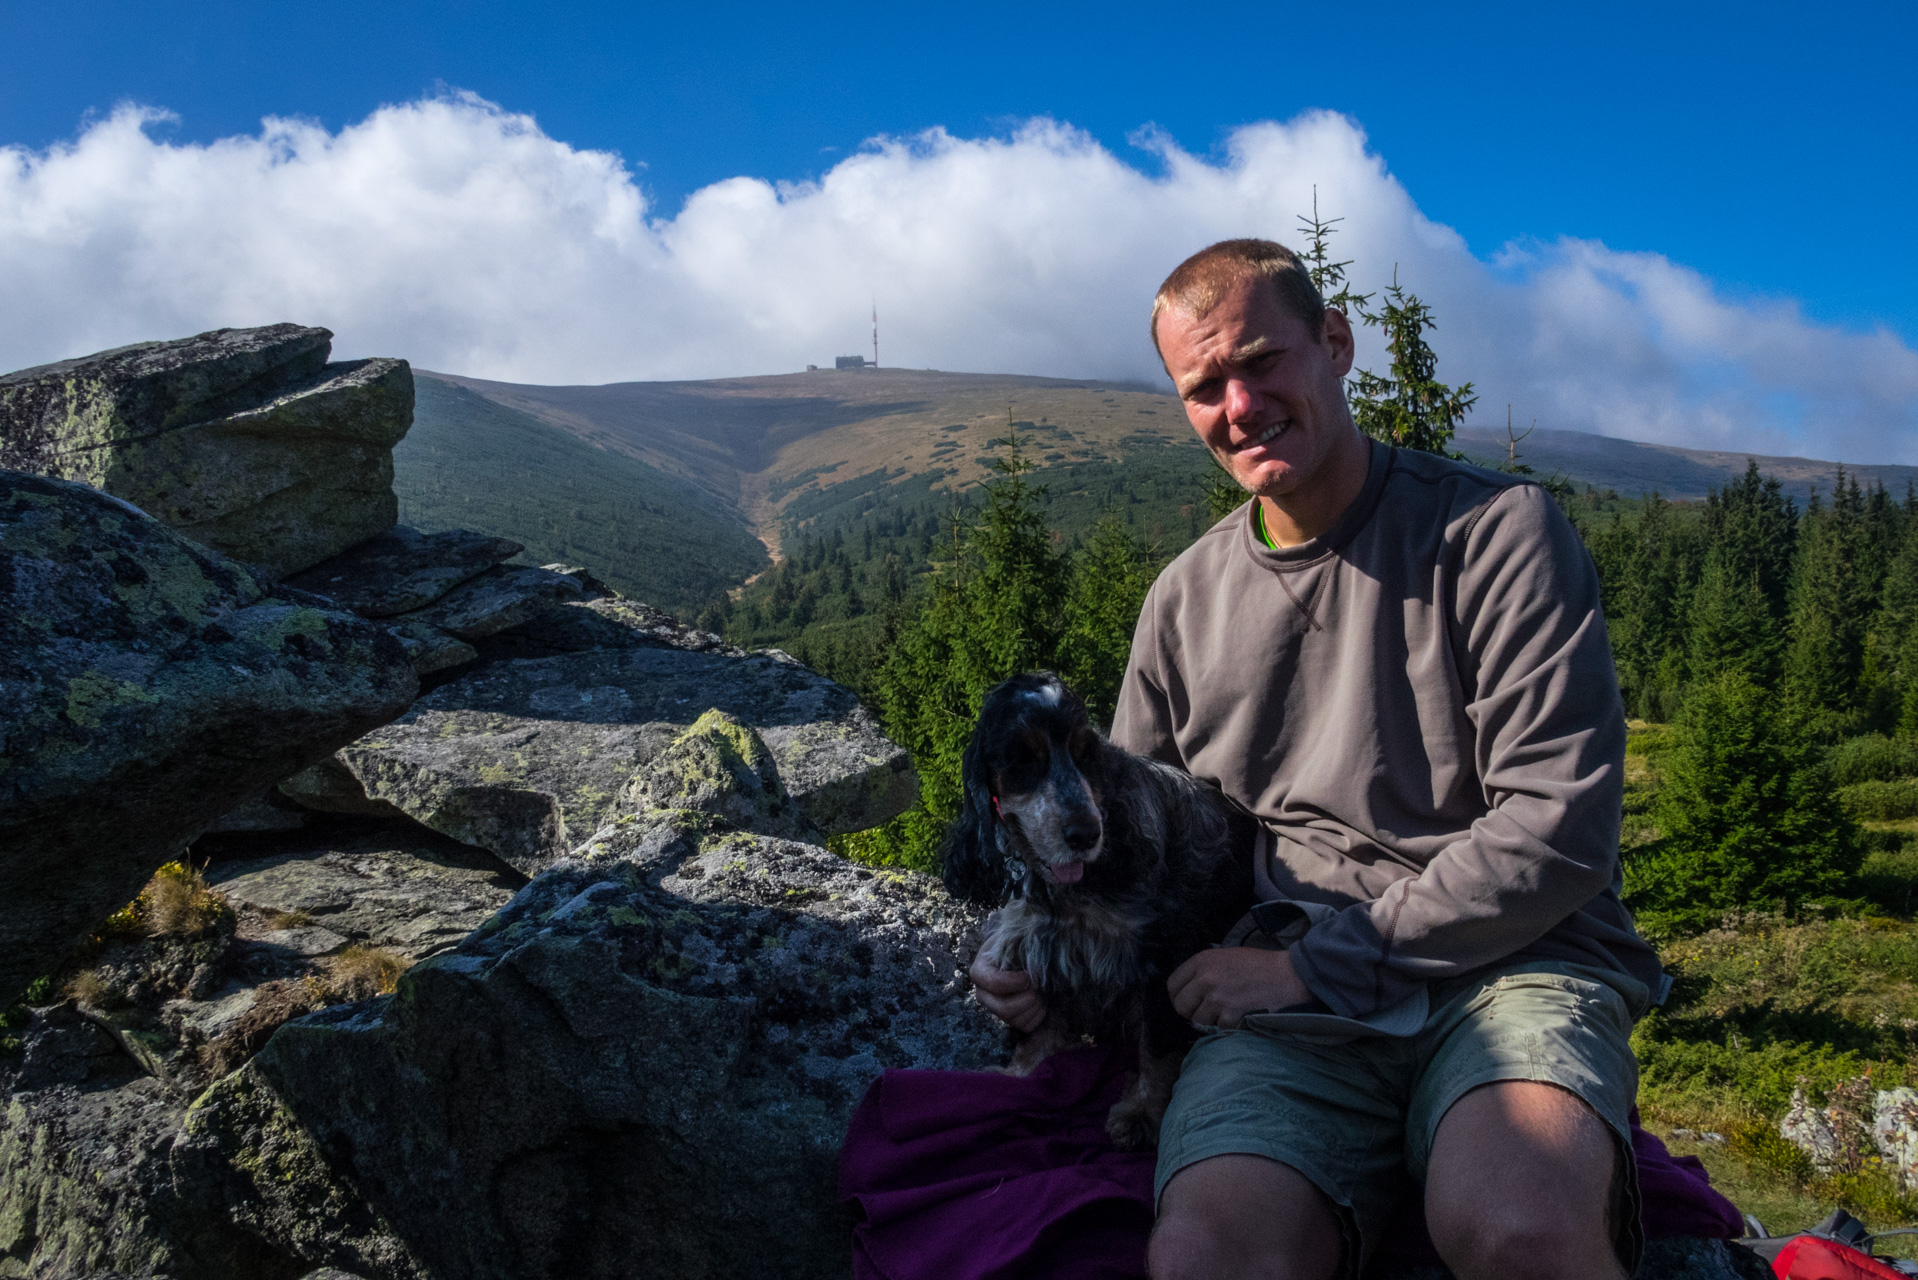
left=942, top=731, right=1010, bottom=906
left=1321, top=307, right=1356, bottom=378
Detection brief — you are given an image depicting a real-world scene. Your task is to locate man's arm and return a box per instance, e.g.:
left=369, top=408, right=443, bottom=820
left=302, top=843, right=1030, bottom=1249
left=1285, top=483, right=1627, bottom=1019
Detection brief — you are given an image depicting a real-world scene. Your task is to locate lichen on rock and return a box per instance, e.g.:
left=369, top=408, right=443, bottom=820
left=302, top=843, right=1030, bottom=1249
left=194, top=839, right=998, bottom=1280
left=0, top=470, right=418, bottom=1007
left=0, top=325, right=416, bottom=577
left=291, top=645, right=915, bottom=875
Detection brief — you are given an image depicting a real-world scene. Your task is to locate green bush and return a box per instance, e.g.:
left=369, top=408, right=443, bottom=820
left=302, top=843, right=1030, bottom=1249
left=1840, top=779, right=1918, bottom=822
left=1861, top=847, right=1918, bottom=915
left=1728, top=1123, right=1816, bottom=1188
left=1827, top=734, right=1918, bottom=787
left=1624, top=671, right=1862, bottom=929
left=1626, top=724, right=1674, bottom=758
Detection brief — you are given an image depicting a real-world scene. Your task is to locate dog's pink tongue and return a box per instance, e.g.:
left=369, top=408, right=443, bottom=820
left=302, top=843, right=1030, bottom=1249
left=1049, top=860, right=1085, bottom=884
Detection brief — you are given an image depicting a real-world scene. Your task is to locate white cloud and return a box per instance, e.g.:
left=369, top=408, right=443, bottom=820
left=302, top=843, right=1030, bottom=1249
left=3, top=93, right=1915, bottom=462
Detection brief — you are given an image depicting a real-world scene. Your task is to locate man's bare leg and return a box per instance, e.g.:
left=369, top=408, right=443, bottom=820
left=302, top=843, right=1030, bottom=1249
left=1148, top=1154, right=1343, bottom=1280
left=1425, top=1082, right=1626, bottom=1280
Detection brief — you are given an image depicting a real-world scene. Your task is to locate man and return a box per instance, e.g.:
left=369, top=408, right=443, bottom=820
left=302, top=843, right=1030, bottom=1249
left=970, top=239, right=1663, bottom=1280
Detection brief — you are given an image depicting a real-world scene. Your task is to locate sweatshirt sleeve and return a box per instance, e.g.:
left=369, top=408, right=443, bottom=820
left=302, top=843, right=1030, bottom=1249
left=1109, top=578, right=1188, bottom=766
left=1287, top=483, right=1628, bottom=1019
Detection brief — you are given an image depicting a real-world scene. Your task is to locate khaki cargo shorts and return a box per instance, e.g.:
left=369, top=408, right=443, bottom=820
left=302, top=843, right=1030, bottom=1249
left=1154, top=959, right=1649, bottom=1276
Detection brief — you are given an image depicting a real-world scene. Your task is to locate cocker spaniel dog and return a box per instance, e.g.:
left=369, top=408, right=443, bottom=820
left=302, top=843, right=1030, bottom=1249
left=944, top=671, right=1255, bottom=1149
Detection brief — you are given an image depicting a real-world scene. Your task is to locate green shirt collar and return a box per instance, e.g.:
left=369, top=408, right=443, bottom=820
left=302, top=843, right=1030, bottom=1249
left=1252, top=500, right=1279, bottom=550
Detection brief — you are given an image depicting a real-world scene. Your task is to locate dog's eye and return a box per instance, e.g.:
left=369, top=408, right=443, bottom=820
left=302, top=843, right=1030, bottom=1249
left=1002, top=743, right=1039, bottom=773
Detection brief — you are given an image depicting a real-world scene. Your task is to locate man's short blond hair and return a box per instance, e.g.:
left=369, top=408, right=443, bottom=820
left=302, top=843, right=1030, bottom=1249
left=1149, top=239, right=1326, bottom=354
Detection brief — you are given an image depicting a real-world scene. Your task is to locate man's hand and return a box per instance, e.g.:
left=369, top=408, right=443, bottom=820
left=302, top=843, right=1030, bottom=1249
left=1168, top=947, right=1313, bottom=1029
left=968, top=950, right=1047, bottom=1033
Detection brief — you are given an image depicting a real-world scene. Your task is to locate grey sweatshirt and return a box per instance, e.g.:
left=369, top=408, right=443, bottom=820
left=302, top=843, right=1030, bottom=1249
left=1111, top=438, right=1663, bottom=1021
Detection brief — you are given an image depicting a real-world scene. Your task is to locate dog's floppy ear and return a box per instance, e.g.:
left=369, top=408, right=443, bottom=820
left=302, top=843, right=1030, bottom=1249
left=942, top=727, right=1011, bottom=906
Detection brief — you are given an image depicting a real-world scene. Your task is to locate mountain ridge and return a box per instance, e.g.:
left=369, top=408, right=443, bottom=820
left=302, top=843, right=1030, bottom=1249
left=420, top=367, right=1915, bottom=511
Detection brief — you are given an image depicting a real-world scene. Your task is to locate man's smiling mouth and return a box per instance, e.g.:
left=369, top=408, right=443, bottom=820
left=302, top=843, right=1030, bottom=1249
left=1239, top=420, right=1291, bottom=449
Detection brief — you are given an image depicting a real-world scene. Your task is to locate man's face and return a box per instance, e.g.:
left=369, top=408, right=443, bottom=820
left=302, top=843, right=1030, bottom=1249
left=1156, top=276, right=1357, bottom=501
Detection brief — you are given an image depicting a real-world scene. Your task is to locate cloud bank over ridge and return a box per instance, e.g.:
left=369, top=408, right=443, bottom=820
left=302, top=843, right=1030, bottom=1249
left=3, top=93, right=1914, bottom=462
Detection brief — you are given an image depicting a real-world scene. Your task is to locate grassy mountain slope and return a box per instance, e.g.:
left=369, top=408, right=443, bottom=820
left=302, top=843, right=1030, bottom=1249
left=412, top=364, right=1915, bottom=630
left=394, top=376, right=768, bottom=615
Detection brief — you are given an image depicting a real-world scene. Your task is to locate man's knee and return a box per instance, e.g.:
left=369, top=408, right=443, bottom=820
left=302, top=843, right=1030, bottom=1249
left=1431, top=1213, right=1596, bottom=1280
left=1425, top=1082, right=1627, bottom=1280
left=1149, top=1154, right=1343, bottom=1280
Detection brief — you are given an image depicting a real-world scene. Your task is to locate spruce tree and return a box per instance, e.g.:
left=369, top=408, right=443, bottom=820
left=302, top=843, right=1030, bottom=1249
left=1786, top=472, right=1871, bottom=729
left=1872, top=520, right=1918, bottom=733
left=1347, top=270, right=1478, bottom=457
left=1056, top=516, right=1160, bottom=727
left=1201, top=458, right=1247, bottom=525
left=1595, top=494, right=1703, bottom=721
left=1702, top=461, right=1797, bottom=622
left=1686, top=553, right=1779, bottom=686
left=1625, top=670, right=1861, bottom=929
left=1296, top=190, right=1372, bottom=315
left=1685, top=462, right=1795, bottom=687
left=855, top=428, right=1068, bottom=869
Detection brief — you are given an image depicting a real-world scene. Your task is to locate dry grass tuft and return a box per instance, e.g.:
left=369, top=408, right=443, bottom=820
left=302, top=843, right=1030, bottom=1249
left=327, top=945, right=408, bottom=1000
left=143, top=860, right=231, bottom=936
left=267, top=910, right=315, bottom=930
left=64, top=969, right=112, bottom=1009
left=197, top=947, right=413, bottom=1076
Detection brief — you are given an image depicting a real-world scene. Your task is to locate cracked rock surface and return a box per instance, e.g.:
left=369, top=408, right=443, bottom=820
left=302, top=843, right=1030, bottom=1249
left=206, top=824, right=522, bottom=962
left=200, top=841, right=999, bottom=1280
left=0, top=471, right=417, bottom=1006
left=0, top=325, right=414, bottom=577
left=284, top=527, right=522, bottom=619
left=288, top=645, right=916, bottom=875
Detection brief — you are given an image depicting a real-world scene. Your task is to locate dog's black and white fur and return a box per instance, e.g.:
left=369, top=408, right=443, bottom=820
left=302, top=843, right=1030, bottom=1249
left=945, top=671, right=1255, bottom=1149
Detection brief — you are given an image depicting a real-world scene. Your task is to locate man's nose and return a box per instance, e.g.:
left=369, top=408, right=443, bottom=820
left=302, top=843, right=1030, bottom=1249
left=1223, top=377, right=1257, bottom=425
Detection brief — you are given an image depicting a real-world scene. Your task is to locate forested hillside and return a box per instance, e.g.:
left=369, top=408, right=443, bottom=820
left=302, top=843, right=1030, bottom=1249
left=710, top=431, right=1218, bottom=685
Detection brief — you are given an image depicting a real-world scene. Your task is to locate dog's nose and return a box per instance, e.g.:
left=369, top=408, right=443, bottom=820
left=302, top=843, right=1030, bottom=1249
left=1062, top=815, right=1102, bottom=852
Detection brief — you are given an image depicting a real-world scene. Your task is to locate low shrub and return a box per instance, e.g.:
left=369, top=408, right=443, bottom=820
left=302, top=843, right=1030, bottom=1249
left=197, top=946, right=413, bottom=1076
left=1626, top=723, right=1675, bottom=758
left=1860, top=847, right=1918, bottom=915
left=1729, top=1122, right=1816, bottom=1188
left=1840, top=779, right=1918, bottom=823
left=200, top=976, right=327, bottom=1076
left=1827, top=734, right=1918, bottom=787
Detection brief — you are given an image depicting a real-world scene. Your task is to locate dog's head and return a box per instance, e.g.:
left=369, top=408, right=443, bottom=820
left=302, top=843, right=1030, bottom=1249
left=943, top=671, right=1107, bottom=906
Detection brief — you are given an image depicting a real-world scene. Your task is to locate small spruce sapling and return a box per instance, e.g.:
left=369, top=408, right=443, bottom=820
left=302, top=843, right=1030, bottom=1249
left=1347, top=267, right=1477, bottom=457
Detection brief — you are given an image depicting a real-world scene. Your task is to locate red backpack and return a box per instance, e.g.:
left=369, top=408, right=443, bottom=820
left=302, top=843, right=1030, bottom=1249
left=1771, top=1235, right=1911, bottom=1280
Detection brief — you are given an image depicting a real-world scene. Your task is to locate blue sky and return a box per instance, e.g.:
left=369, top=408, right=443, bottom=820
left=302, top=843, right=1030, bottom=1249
left=3, top=0, right=1916, bottom=458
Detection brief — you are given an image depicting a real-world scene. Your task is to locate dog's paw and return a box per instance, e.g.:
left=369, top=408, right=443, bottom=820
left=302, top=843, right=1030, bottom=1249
left=1104, top=1096, right=1162, bottom=1151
